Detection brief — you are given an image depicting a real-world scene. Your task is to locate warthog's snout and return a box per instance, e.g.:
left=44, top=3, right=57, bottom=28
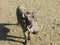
left=32, top=31, right=38, bottom=34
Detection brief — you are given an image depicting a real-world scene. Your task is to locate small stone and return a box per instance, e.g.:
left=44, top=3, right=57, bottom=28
left=39, top=37, right=41, bottom=40
left=8, top=21, right=9, bottom=24
left=52, top=26, right=55, bottom=29
left=57, top=23, right=60, bottom=26
left=44, top=34, right=47, bottom=36
left=30, top=42, right=32, bottom=44
left=58, top=44, right=60, bottom=45
left=51, top=42, right=52, bottom=45
left=58, top=2, right=60, bottom=5
left=0, top=8, right=1, bottom=9
left=8, top=41, right=10, bottom=44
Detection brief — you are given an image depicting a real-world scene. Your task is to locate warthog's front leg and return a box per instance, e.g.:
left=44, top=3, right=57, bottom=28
left=28, top=31, right=31, bottom=40
left=24, top=32, right=27, bottom=45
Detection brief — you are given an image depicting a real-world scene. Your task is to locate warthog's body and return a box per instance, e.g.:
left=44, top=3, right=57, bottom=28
left=17, top=6, right=43, bottom=45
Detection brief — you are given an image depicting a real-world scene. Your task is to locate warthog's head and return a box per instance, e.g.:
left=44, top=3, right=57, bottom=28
left=23, top=12, right=43, bottom=34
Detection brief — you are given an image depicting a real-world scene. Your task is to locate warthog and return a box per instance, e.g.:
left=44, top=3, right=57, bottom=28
left=17, top=6, right=43, bottom=45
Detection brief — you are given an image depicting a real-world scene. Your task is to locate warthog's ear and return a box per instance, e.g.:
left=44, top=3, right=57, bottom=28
left=31, top=11, right=37, bottom=21
left=25, top=12, right=31, bottom=14
left=31, top=11, right=35, bottom=18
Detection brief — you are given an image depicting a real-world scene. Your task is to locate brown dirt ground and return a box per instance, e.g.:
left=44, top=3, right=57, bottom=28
left=0, top=0, right=60, bottom=45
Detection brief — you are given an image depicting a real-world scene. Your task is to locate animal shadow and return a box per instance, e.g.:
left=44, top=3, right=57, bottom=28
left=0, top=25, right=25, bottom=44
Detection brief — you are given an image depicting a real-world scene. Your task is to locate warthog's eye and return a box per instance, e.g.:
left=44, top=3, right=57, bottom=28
left=32, top=15, right=34, bottom=18
left=28, top=25, right=32, bottom=29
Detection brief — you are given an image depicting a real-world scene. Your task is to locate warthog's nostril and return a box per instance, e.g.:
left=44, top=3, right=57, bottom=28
left=32, top=31, right=38, bottom=34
